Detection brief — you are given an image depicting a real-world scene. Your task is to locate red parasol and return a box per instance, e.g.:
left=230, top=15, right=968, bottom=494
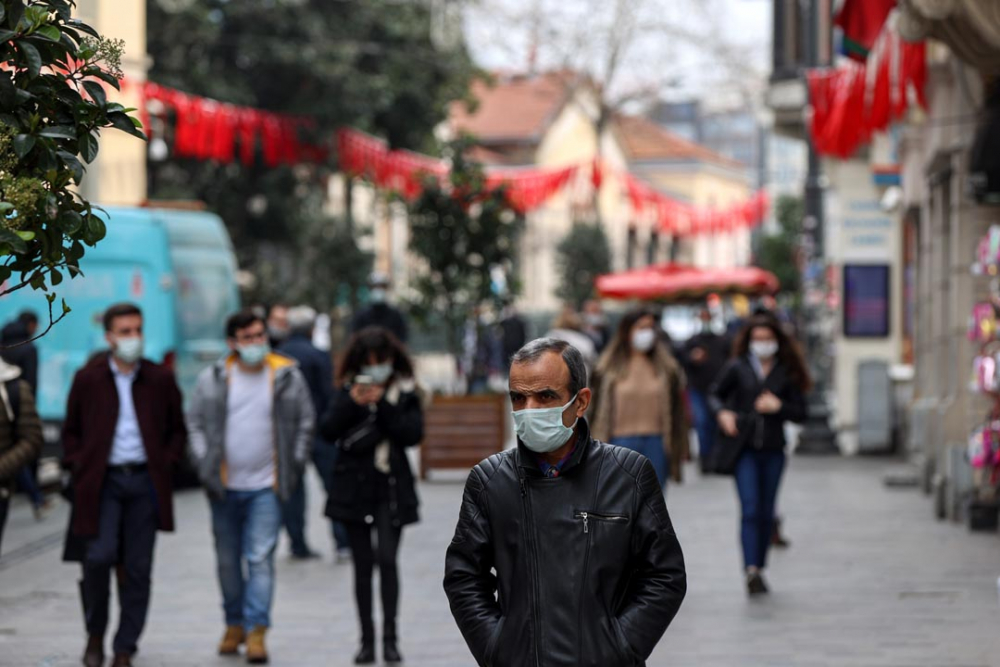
left=595, top=263, right=780, bottom=302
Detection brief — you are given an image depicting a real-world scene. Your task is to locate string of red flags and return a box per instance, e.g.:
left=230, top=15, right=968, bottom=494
left=806, top=18, right=927, bottom=158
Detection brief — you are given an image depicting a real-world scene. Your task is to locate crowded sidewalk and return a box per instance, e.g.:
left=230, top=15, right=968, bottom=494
left=1, top=456, right=997, bottom=667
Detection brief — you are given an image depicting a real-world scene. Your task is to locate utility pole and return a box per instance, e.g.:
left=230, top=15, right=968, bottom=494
left=796, top=0, right=839, bottom=455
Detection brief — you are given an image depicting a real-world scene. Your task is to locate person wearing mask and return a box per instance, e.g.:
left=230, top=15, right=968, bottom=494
left=683, top=308, right=729, bottom=473
left=590, top=309, right=689, bottom=489
left=351, top=272, right=408, bottom=343
left=498, top=299, right=528, bottom=375
left=62, top=303, right=187, bottom=667
left=582, top=299, right=611, bottom=353
left=444, top=338, right=686, bottom=666
left=277, top=305, right=350, bottom=562
left=266, top=303, right=290, bottom=349
left=320, top=327, right=423, bottom=665
left=708, top=315, right=809, bottom=595
left=0, top=356, right=43, bottom=556
left=187, top=310, right=314, bottom=663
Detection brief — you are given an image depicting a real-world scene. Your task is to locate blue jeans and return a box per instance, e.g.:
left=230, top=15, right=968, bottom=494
left=734, top=449, right=786, bottom=569
left=210, top=488, right=281, bottom=629
left=688, top=389, right=715, bottom=465
left=16, top=465, right=44, bottom=508
left=615, top=434, right=669, bottom=488
left=311, top=441, right=350, bottom=551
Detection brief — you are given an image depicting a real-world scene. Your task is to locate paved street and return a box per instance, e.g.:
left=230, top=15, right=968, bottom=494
left=2, top=456, right=999, bottom=667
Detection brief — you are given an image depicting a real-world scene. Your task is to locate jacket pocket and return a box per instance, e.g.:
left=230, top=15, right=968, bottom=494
left=485, top=615, right=506, bottom=667
left=573, top=510, right=630, bottom=534
left=611, top=617, right=636, bottom=666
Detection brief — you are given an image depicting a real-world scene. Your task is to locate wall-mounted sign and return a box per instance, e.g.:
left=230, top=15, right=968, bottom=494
left=843, top=264, right=890, bottom=337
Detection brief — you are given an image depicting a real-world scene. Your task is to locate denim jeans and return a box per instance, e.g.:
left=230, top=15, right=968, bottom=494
left=734, top=448, right=786, bottom=569
left=688, top=389, right=716, bottom=465
left=15, top=465, right=44, bottom=508
left=614, top=434, right=669, bottom=489
left=210, top=488, right=281, bottom=629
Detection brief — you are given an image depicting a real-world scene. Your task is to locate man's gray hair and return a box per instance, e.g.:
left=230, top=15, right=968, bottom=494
left=511, top=337, right=588, bottom=395
left=287, top=306, right=317, bottom=336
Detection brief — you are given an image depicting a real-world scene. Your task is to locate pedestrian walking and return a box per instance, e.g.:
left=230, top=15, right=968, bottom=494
left=0, top=356, right=43, bottom=556
left=266, top=302, right=290, bottom=349
left=582, top=298, right=612, bottom=353
left=61, top=303, right=187, bottom=667
left=187, top=310, right=314, bottom=664
left=545, top=305, right=597, bottom=372
left=277, top=305, right=350, bottom=561
left=319, top=326, right=423, bottom=665
left=498, top=298, right=528, bottom=375
left=682, top=308, right=729, bottom=473
left=708, top=315, right=809, bottom=596
left=351, top=272, right=409, bottom=343
left=444, top=338, right=686, bottom=667
left=590, top=308, right=690, bottom=489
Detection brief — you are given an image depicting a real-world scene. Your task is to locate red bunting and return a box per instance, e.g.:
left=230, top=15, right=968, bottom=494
left=806, top=23, right=926, bottom=158
left=143, top=82, right=320, bottom=166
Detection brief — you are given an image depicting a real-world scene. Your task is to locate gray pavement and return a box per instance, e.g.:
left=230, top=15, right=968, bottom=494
left=2, top=456, right=999, bottom=667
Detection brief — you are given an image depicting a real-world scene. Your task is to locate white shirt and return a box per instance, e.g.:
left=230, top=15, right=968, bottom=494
left=108, top=358, right=147, bottom=465
left=223, top=365, right=275, bottom=491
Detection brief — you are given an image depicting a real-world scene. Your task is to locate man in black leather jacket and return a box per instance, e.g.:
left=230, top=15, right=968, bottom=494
left=444, top=338, right=686, bottom=667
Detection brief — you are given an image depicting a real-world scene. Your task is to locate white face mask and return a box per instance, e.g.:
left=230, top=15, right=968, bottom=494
left=370, top=288, right=388, bottom=304
left=113, top=336, right=143, bottom=364
left=513, top=394, right=579, bottom=454
left=361, top=362, right=394, bottom=385
left=750, top=340, right=779, bottom=359
left=631, top=328, right=657, bottom=353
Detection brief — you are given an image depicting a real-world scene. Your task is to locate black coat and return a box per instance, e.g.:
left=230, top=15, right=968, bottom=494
left=444, top=423, right=687, bottom=667
left=319, top=384, right=422, bottom=527
left=278, top=334, right=333, bottom=420
left=707, top=356, right=808, bottom=451
left=1, top=321, right=38, bottom=395
left=351, top=304, right=409, bottom=343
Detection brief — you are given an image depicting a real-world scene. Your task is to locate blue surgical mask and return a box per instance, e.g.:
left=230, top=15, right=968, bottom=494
left=238, top=343, right=270, bottom=366
left=513, top=394, right=579, bottom=454
left=361, top=362, right=394, bottom=385
left=370, top=288, right=387, bottom=304
left=113, top=336, right=143, bottom=364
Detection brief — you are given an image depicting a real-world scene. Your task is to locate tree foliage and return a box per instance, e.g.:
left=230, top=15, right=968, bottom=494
left=556, top=222, right=612, bottom=309
left=407, top=145, right=522, bottom=357
left=1, top=0, right=145, bottom=324
left=756, top=194, right=802, bottom=298
left=145, top=0, right=476, bottom=306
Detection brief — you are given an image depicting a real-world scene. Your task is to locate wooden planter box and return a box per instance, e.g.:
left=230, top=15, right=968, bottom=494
left=420, top=394, right=507, bottom=479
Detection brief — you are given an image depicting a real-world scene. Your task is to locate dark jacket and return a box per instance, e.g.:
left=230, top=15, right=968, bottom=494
left=61, top=354, right=187, bottom=540
left=0, top=363, right=43, bottom=498
left=278, top=334, right=333, bottom=422
left=351, top=303, right=408, bottom=343
left=1, top=320, right=38, bottom=395
left=444, top=423, right=687, bottom=667
left=682, top=331, right=728, bottom=394
left=707, top=356, right=808, bottom=451
left=319, top=380, right=422, bottom=527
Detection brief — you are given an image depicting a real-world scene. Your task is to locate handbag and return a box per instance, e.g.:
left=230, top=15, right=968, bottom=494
left=711, top=413, right=755, bottom=475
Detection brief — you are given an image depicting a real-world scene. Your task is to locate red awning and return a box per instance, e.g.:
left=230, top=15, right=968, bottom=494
left=595, top=263, right=780, bottom=302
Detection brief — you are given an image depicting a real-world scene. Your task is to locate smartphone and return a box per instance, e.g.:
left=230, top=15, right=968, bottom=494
left=354, top=374, right=374, bottom=387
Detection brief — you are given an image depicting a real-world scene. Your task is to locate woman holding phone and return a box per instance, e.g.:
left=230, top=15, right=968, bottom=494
left=708, top=314, right=810, bottom=596
left=320, top=327, right=424, bottom=664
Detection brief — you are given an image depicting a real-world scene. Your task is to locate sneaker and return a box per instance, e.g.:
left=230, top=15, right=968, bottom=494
left=335, top=547, right=352, bottom=564
left=747, top=571, right=769, bottom=596
left=290, top=549, right=320, bottom=561
left=33, top=498, right=55, bottom=521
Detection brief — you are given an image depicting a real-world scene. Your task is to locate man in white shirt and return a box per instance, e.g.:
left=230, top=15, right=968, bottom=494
left=188, top=310, right=314, bottom=664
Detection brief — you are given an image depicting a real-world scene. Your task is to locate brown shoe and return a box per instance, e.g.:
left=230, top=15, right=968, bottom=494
left=82, top=635, right=104, bottom=667
left=246, top=626, right=268, bottom=664
left=219, top=625, right=246, bottom=656
left=111, top=653, right=134, bottom=667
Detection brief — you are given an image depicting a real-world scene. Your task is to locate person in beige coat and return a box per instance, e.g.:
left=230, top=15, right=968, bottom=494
left=590, top=308, right=689, bottom=488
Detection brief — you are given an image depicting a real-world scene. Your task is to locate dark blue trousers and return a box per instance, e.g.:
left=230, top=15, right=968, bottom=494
left=734, top=449, right=786, bottom=569
left=82, top=468, right=158, bottom=655
left=311, top=441, right=350, bottom=551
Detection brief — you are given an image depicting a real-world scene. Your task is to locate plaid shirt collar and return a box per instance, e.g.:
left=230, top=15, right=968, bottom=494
left=535, top=433, right=582, bottom=478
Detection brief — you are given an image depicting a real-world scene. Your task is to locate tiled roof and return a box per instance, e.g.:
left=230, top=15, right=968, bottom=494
left=614, top=114, right=744, bottom=169
left=449, top=72, right=578, bottom=144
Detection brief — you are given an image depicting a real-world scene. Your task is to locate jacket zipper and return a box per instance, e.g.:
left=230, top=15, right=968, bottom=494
left=519, top=476, right=543, bottom=667
left=573, top=511, right=629, bottom=534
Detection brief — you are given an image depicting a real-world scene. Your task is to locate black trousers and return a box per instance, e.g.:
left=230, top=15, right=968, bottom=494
left=81, top=468, right=158, bottom=655
left=345, top=503, right=402, bottom=644
left=0, top=492, right=8, bottom=557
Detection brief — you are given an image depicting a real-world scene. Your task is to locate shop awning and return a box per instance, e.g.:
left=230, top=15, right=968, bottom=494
left=595, top=263, right=780, bottom=302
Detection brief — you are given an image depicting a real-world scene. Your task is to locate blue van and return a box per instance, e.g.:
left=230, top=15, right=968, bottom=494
left=0, top=205, right=240, bottom=448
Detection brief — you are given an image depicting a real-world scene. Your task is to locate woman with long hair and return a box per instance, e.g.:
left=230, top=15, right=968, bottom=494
left=319, top=327, right=423, bottom=664
left=590, top=308, right=689, bottom=488
left=708, top=315, right=810, bottom=596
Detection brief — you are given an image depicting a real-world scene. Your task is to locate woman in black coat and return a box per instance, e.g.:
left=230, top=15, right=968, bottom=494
left=708, top=315, right=809, bottom=596
left=320, top=327, right=423, bottom=665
